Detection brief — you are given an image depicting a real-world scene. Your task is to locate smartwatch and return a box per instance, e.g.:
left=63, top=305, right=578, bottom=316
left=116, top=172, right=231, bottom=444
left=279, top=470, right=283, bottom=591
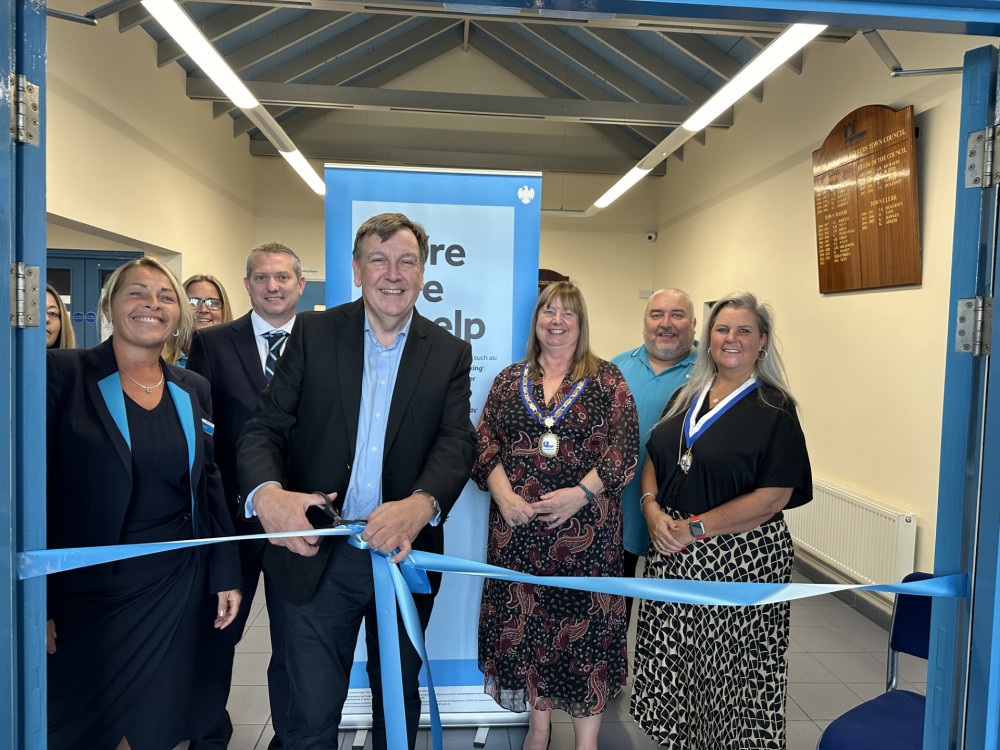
left=688, top=516, right=707, bottom=540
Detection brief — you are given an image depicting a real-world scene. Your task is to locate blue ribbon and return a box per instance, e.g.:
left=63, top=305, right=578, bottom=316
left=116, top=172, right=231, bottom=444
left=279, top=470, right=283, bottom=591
left=18, top=533, right=968, bottom=750
left=17, top=526, right=366, bottom=579
left=350, top=537, right=444, bottom=750
left=408, top=550, right=967, bottom=605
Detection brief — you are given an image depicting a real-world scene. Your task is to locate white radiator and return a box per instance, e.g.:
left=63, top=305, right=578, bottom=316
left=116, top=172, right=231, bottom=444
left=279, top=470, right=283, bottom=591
left=786, top=478, right=917, bottom=591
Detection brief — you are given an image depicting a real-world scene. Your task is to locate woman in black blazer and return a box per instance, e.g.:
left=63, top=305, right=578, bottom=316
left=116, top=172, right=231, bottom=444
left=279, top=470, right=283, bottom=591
left=46, top=257, right=242, bottom=750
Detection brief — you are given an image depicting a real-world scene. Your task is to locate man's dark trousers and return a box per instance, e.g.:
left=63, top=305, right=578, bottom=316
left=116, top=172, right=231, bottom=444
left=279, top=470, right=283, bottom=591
left=283, top=539, right=433, bottom=750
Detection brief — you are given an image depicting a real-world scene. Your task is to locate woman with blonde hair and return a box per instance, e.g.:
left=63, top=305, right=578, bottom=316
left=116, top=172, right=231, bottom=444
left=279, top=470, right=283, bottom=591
left=184, top=274, right=233, bottom=329
left=631, top=291, right=812, bottom=748
left=47, top=256, right=241, bottom=749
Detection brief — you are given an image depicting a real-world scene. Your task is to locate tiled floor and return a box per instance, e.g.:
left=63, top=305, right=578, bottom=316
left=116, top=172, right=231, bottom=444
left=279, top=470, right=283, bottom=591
left=183, top=568, right=925, bottom=750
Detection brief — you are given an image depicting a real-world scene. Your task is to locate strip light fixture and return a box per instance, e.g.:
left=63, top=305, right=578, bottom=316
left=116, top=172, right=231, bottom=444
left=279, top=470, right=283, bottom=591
left=141, top=0, right=326, bottom=195
left=594, top=166, right=653, bottom=208
left=592, top=22, right=827, bottom=212
left=281, top=149, right=327, bottom=195
left=682, top=23, right=827, bottom=132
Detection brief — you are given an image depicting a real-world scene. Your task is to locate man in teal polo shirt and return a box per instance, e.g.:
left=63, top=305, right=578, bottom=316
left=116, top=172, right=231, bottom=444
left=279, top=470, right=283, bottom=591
left=611, top=288, right=697, bottom=623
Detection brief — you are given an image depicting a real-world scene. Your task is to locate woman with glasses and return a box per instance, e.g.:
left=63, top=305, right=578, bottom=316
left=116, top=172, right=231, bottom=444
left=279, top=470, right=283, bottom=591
left=171, top=275, right=234, bottom=366
left=474, top=281, right=638, bottom=750
left=184, top=274, right=233, bottom=331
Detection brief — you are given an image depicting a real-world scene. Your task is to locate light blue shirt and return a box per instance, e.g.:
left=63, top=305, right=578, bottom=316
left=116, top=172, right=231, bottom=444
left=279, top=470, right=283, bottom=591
left=244, top=311, right=409, bottom=519
left=340, top=313, right=412, bottom=520
left=610, top=343, right=697, bottom=555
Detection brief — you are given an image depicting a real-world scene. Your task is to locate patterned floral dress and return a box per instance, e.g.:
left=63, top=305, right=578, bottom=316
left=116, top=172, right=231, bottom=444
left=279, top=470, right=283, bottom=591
left=474, top=360, right=638, bottom=717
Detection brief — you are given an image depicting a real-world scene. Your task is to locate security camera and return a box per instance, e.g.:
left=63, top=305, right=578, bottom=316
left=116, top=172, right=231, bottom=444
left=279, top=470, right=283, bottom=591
left=645, top=232, right=658, bottom=243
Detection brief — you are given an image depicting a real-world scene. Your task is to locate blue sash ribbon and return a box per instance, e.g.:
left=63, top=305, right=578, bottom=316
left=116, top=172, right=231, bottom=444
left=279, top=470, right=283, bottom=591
left=683, top=375, right=760, bottom=451
left=19, top=531, right=968, bottom=750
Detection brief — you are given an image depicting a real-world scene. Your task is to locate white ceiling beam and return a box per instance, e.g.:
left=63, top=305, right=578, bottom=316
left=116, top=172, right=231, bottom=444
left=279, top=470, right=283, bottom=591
left=186, top=77, right=713, bottom=127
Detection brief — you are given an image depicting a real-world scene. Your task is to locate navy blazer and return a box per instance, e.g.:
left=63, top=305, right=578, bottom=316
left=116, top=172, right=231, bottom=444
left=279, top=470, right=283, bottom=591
left=237, top=299, right=477, bottom=605
left=46, top=339, right=240, bottom=614
left=186, top=311, right=268, bottom=525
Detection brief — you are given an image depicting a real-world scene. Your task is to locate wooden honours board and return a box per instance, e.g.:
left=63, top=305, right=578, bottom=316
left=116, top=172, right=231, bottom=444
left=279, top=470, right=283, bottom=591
left=812, top=105, right=922, bottom=293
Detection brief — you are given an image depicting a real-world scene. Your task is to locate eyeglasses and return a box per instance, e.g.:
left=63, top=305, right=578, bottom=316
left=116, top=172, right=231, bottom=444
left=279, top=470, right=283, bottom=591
left=189, top=297, right=223, bottom=309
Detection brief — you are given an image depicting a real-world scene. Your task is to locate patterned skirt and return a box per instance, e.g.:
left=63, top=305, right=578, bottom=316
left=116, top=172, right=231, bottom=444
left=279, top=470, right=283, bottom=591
left=630, top=515, right=793, bottom=749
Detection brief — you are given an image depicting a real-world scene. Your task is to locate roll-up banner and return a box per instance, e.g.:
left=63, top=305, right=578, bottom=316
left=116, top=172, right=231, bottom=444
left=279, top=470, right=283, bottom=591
left=324, top=164, right=542, bottom=726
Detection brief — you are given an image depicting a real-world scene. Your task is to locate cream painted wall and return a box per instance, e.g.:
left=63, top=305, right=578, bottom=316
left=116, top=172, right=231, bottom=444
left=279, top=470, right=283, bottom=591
left=645, top=31, right=996, bottom=570
left=46, top=9, right=257, bottom=313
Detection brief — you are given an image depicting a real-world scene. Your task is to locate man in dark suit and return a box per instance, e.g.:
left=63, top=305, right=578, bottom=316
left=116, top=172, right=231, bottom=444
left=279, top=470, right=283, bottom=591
left=237, top=213, right=476, bottom=750
left=186, top=242, right=306, bottom=749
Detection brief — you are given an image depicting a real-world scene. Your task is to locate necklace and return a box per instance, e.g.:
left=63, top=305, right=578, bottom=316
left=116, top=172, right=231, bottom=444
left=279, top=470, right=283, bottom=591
left=710, top=382, right=738, bottom=404
left=119, top=367, right=164, bottom=394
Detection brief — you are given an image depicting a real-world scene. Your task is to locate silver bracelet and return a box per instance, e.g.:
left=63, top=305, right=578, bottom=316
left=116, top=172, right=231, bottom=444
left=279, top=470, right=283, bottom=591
left=640, top=492, right=656, bottom=505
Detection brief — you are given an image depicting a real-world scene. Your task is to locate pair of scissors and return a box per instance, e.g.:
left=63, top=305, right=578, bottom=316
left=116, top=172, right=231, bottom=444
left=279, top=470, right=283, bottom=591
left=304, top=491, right=367, bottom=549
left=307, top=491, right=431, bottom=593
left=307, top=491, right=366, bottom=529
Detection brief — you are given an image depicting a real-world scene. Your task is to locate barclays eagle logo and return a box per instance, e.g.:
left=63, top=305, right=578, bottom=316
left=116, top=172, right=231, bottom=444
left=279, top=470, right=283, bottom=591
left=517, top=185, right=535, bottom=205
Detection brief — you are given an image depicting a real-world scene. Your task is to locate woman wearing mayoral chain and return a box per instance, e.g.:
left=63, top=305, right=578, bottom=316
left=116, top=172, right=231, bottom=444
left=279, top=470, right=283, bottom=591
left=473, top=281, right=639, bottom=750
left=631, top=291, right=812, bottom=748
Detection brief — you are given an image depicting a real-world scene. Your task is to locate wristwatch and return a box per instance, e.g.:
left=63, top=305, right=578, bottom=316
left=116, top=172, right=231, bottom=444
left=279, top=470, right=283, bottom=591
left=688, top=516, right=707, bottom=540
left=415, top=489, right=442, bottom=525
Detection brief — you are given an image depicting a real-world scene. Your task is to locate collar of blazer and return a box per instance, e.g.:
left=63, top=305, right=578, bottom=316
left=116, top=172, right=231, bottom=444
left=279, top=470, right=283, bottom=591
left=231, top=311, right=268, bottom=390
left=86, top=338, right=200, bottom=522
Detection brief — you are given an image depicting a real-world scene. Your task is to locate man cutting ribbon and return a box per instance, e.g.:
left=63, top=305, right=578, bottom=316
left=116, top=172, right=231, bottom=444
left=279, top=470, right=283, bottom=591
left=237, top=213, right=477, bottom=750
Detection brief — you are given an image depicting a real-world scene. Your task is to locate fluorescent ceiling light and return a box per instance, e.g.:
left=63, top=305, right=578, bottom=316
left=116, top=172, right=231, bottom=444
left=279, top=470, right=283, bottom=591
left=142, top=0, right=322, bottom=196
left=280, top=149, right=326, bottom=196
left=141, top=0, right=258, bottom=110
left=683, top=23, right=826, bottom=132
left=594, top=166, right=651, bottom=208
left=588, top=23, right=825, bottom=214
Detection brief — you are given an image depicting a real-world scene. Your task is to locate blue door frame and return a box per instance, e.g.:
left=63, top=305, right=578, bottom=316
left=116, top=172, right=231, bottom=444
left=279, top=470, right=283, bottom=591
left=7, top=1, right=1000, bottom=749
left=925, top=44, right=999, bottom=749
left=4, top=0, right=47, bottom=745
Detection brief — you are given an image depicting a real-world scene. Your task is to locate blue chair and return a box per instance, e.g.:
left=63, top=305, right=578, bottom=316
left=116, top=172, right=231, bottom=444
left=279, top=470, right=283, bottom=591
left=817, top=571, right=933, bottom=750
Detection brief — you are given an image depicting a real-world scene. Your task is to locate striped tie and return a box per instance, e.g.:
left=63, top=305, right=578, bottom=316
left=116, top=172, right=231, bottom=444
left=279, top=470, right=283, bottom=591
left=263, top=329, right=288, bottom=385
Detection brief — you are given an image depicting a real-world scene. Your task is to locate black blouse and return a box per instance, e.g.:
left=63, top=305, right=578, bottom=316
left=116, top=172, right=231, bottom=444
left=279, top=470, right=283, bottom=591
left=646, top=384, right=812, bottom=517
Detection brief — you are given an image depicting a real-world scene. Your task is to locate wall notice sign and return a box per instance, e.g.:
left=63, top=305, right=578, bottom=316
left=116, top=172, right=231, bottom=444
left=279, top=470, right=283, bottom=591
left=812, top=105, right=922, bottom=293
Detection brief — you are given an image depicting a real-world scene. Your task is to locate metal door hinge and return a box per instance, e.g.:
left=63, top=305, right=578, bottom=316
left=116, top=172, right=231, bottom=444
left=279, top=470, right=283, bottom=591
left=955, top=297, right=993, bottom=356
left=10, top=263, right=41, bottom=328
left=8, top=73, right=41, bottom=146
